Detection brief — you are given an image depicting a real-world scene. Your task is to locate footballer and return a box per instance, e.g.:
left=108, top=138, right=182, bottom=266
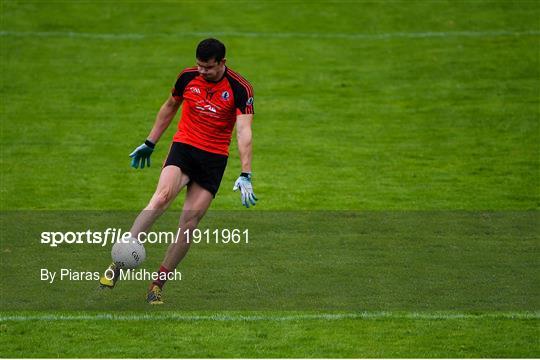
left=99, top=38, right=257, bottom=304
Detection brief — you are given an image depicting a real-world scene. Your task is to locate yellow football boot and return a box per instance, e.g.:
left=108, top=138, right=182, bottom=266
left=99, top=262, right=120, bottom=288
left=146, top=284, right=164, bottom=305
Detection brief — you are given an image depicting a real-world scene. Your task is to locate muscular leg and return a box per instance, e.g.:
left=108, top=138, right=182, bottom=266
left=99, top=166, right=189, bottom=289
left=130, top=165, right=190, bottom=238
left=161, top=182, right=214, bottom=270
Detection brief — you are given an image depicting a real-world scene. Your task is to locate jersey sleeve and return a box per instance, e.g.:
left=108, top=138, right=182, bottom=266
left=171, top=68, right=198, bottom=100
left=234, top=84, right=254, bottom=115
left=227, top=71, right=254, bottom=115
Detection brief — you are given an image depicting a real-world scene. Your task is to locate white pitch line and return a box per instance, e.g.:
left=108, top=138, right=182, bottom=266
left=0, top=30, right=539, bottom=41
left=0, top=311, right=538, bottom=322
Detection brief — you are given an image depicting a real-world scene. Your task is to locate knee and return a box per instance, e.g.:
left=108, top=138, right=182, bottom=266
left=148, top=188, right=174, bottom=210
left=180, top=211, right=203, bottom=230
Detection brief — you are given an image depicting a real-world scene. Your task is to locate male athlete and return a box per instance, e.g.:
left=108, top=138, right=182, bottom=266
left=99, top=38, right=257, bottom=304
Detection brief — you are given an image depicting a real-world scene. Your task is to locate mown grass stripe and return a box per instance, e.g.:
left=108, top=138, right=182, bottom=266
left=1, top=311, right=538, bottom=322
left=0, top=30, right=539, bottom=41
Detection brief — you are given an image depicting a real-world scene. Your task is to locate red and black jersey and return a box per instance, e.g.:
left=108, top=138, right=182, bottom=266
left=171, top=67, right=254, bottom=156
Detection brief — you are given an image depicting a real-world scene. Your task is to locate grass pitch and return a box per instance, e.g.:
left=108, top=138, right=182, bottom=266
left=1, top=312, right=538, bottom=357
left=1, top=0, right=539, bottom=358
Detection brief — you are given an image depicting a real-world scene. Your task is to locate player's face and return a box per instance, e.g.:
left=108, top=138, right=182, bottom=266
left=197, top=58, right=226, bottom=82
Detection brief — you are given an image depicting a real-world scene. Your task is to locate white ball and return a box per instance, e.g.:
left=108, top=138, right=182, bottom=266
left=111, top=237, right=146, bottom=269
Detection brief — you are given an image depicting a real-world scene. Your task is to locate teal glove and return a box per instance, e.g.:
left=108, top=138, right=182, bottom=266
left=233, top=172, right=258, bottom=208
left=129, top=140, right=155, bottom=169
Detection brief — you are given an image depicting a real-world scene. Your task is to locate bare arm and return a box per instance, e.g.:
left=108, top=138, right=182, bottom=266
left=147, top=95, right=182, bottom=144
left=236, top=114, right=253, bottom=172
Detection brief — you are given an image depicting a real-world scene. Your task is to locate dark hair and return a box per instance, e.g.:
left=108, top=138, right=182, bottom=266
left=196, top=38, right=226, bottom=63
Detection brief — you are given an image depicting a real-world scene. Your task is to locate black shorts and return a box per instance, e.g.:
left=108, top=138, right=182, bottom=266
left=163, top=142, right=228, bottom=197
